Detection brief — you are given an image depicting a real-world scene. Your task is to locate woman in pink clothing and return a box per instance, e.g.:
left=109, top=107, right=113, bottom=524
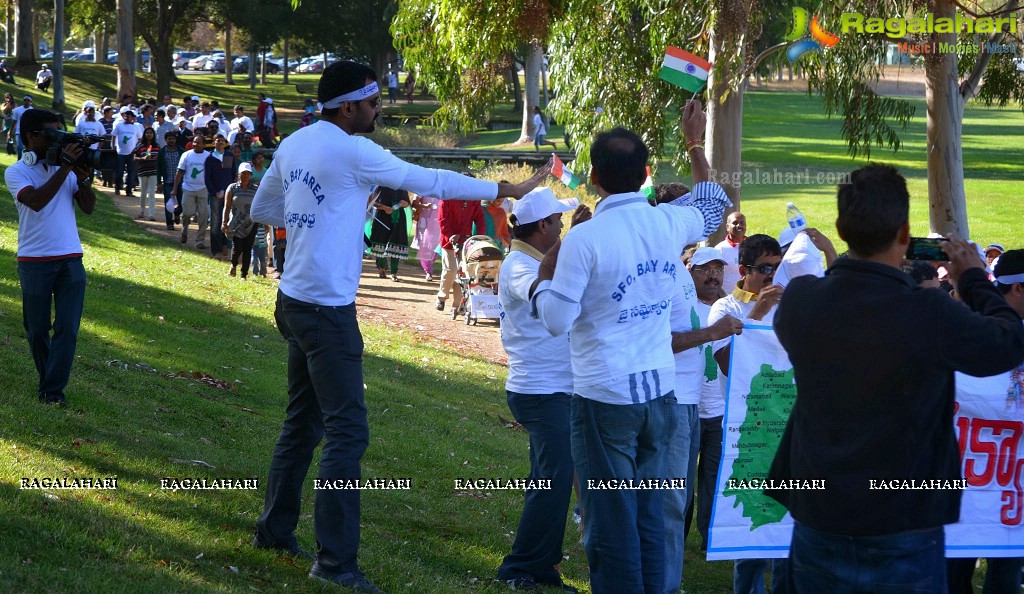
left=410, top=193, right=441, bottom=281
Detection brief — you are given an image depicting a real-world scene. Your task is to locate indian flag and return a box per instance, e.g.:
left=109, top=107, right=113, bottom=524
left=659, top=46, right=711, bottom=93
left=641, top=166, right=654, bottom=201
left=551, top=154, right=582, bottom=190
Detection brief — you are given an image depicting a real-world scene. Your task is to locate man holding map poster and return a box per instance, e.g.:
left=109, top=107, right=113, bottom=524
left=767, top=164, right=1024, bottom=590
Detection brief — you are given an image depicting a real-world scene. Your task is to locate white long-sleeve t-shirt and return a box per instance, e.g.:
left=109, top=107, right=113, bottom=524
left=251, top=120, right=498, bottom=306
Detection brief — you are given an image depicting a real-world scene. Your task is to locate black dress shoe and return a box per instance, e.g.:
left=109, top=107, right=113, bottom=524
left=39, top=393, right=67, bottom=407
left=251, top=535, right=314, bottom=561
left=309, top=565, right=385, bottom=593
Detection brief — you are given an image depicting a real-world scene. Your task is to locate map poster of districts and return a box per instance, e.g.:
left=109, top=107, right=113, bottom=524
left=945, top=369, right=1024, bottom=558
left=707, top=325, right=796, bottom=560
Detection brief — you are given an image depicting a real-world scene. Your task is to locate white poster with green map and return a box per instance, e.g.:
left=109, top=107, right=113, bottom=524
left=706, top=325, right=796, bottom=560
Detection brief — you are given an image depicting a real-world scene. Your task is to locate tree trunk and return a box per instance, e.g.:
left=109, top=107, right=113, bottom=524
left=282, top=38, right=289, bottom=84
left=517, top=43, right=542, bottom=144
left=224, top=23, right=233, bottom=84
left=509, top=59, right=522, bottom=113
left=787, top=62, right=793, bottom=81
left=924, top=0, right=968, bottom=238
left=259, top=49, right=266, bottom=85
left=116, top=0, right=135, bottom=101
left=6, top=2, right=13, bottom=56
left=52, top=0, right=65, bottom=111
left=93, top=29, right=102, bottom=63
left=249, top=47, right=257, bottom=90
left=152, top=39, right=174, bottom=99
left=100, top=27, right=108, bottom=62
left=705, top=26, right=745, bottom=245
left=15, top=0, right=34, bottom=66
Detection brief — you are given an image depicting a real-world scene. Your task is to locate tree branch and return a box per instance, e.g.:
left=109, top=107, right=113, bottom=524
left=960, top=0, right=1019, bottom=99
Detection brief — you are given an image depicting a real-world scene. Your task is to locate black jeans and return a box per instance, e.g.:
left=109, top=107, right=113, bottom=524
left=163, top=182, right=181, bottom=227
left=230, top=228, right=258, bottom=277
left=255, top=292, right=368, bottom=573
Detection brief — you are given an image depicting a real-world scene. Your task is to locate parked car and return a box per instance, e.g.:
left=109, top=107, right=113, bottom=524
left=296, top=59, right=326, bottom=74
left=173, top=51, right=201, bottom=69
left=267, top=57, right=299, bottom=72
left=204, top=54, right=238, bottom=73
left=188, top=54, right=211, bottom=70
left=1015, top=57, right=1024, bottom=73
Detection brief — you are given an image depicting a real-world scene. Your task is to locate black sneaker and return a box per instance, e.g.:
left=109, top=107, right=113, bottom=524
left=308, top=565, right=385, bottom=593
left=251, top=535, right=314, bottom=561
left=39, top=393, right=67, bottom=407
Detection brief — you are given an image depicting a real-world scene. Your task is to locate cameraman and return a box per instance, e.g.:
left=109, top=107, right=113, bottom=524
left=5, top=109, right=96, bottom=406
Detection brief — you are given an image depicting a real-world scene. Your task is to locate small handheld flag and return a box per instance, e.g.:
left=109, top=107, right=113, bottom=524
left=659, top=46, right=711, bottom=94
left=551, top=154, right=582, bottom=190
left=641, top=167, right=654, bottom=201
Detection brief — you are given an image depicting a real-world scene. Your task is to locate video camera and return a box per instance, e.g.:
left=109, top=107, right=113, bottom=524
left=42, top=128, right=116, bottom=170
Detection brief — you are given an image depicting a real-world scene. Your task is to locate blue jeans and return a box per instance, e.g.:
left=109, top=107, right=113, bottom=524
left=18, top=258, right=86, bottom=400
left=684, top=415, right=723, bottom=548
left=255, top=291, right=368, bottom=573
left=790, top=521, right=946, bottom=593
left=208, top=193, right=228, bottom=256
left=572, top=393, right=678, bottom=594
left=734, top=558, right=791, bottom=594
left=498, top=391, right=575, bottom=585
left=663, top=403, right=699, bottom=592
left=251, top=244, right=268, bottom=276
left=114, top=153, right=136, bottom=192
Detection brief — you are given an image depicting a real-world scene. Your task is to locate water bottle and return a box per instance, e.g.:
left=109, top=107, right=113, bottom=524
left=786, top=202, right=807, bottom=232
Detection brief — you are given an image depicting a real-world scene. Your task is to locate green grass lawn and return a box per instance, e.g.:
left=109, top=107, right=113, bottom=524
left=1, top=72, right=1015, bottom=591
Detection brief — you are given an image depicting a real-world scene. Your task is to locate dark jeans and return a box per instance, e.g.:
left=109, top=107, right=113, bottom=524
left=114, top=153, right=136, bottom=192
left=947, top=557, right=1024, bottom=593
left=163, top=182, right=181, bottom=227
left=497, top=391, right=574, bottom=585
left=572, top=393, right=678, bottom=594
left=683, top=415, right=723, bottom=547
left=734, top=558, right=791, bottom=594
left=274, top=241, right=286, bottom=275
left=18, top=258, right=86, bottom=400
left=255, top=292, right=368, bottom=573
left=230, top=228, right=258, bottom=277
left=790, top=521, right=946, bottom=593
left=37, top=79, right=51, bottom=92
left=208, top=193, right=228, bottom=256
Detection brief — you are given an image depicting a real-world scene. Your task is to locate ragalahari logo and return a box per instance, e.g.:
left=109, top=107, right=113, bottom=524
left=785, top=7, right=840, bottom=62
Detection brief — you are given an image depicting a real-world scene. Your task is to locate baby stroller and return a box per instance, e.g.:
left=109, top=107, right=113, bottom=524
left=451, top=235, right=504, bottom=325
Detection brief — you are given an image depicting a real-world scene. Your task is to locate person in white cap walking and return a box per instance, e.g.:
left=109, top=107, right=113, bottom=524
left=223, top=162, right=260, bottom=278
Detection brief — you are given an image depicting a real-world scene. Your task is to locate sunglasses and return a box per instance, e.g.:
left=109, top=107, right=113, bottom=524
left=744, top=263, right=777, bottom=276
left=691, top=265, right=725, bottom=277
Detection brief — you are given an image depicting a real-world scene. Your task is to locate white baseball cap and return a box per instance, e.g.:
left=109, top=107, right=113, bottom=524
left=238, top=162, right=253, bottom=173
left=191, top=95, right=200, bottom=101
left=511, top=187, right=579, bottom=225
left=690, top=247, right=727, bottom=267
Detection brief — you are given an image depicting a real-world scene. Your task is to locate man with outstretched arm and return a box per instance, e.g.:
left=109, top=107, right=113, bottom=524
left=249, top=60, right=548, bottom=594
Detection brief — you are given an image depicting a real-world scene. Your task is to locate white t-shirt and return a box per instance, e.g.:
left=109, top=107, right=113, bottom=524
left=714, top=239, right=742, bottom=292
left=533, top=113, right=546, bottom=136
left=192, top=113, right=214, bottom=130
left=112, top=121, right=142, bottom=155
left=177, top=149, right=209, bottom=192
left=533, top=192, right=707, bottom=405
left=74, top=119, right=106, bottom=149
left=668, top=266, right=703, bottom=405
left=498, top=242, right=573, bottom=395
left=36, top=69, right=52, bottom=83
left=250, top=120, right=498, bottom=307
left=6, top=161, right=83, bottom=259
left=694, top=300, right=724, bottom=418
left=230, top=115, right=254, bottom=133
left=12, top=105, right=32, bottom=134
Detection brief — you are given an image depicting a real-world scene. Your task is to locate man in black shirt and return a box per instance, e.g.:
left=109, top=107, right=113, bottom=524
left=767, top=164, right=1024, bottom=591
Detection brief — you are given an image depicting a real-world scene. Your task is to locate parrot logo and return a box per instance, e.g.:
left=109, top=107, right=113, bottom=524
left=190, top=167, right=201, bottom=179
left=122, top=135, right=130, bottom=145
left=785, top=7, right=840, bottom=62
